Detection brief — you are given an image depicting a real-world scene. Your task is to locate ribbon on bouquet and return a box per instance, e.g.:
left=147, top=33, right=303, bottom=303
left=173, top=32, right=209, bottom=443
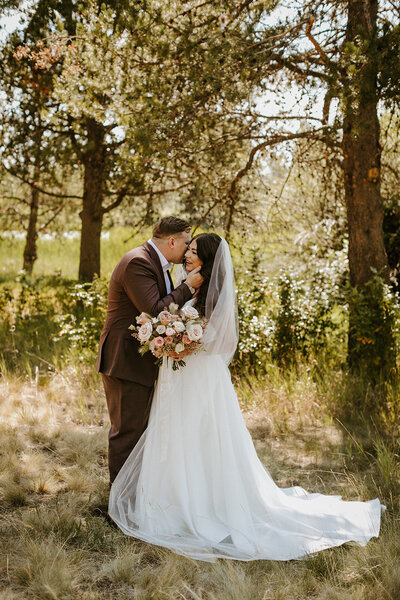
left=157, top=357, right=174, bottom=462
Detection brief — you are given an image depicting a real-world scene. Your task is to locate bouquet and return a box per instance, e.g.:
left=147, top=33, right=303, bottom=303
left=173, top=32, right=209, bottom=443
left=129, top=302, right=206, bottom=370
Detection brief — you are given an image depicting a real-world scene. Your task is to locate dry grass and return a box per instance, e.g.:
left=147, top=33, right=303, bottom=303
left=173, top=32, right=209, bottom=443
left=0, top=365, right=399, bottom=599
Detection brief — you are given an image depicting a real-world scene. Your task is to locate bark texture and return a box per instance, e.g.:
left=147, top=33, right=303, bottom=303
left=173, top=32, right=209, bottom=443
left=342, top=0, right=394, bottom=379
left=78, top=119, right=106, bottom=282
left=23, top=183, right=39, bottom=274
left=342, top=0, right=389, bottom=287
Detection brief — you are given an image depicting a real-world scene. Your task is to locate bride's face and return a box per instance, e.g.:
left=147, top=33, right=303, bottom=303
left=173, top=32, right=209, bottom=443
left=184, top=240, right=203, bottom=272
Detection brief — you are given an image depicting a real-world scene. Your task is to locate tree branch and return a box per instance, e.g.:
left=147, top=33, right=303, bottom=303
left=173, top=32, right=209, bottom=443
left=305, top=18, right=331, bottom=66
left=244, top=19, right=310, bottom=53
left=193, top=196, right=224, bottom=233
left=382, top=161, right=400, bottom=182
left=38, top=204, right=65, bottom=232
left=0, top=194, right=30, bottom=205
left=101, top=187, right=129, bottom=214
left=267, top=53, right=328, bottom=81
left=67, top=116, right=84, bottom=161
left=3, top=165, right=83, bottom=199
left=228, top=130, right=332, bottom=198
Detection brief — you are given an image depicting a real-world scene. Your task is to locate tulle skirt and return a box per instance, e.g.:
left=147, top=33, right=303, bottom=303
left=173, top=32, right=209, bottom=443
left=108, top=355, right=384, bottom=562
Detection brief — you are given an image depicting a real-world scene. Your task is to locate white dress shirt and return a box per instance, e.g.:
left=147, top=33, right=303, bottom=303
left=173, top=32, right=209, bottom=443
left=148, top=239, right=173, bottom=294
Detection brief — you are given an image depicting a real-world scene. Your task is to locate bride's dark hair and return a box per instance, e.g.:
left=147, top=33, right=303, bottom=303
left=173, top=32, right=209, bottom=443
left=190, top=233, right=222, bottom=317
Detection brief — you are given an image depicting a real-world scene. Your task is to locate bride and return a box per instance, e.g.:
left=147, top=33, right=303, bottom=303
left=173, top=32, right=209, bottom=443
left=108, top=233, right=384, bottom=562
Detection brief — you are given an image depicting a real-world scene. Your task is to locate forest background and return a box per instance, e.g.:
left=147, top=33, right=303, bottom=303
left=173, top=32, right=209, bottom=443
left=1, top=1, right=400, bottom=599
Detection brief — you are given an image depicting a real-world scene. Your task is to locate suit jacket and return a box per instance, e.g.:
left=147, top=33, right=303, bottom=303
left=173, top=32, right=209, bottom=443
left=96, top=241, right=192, bottom=386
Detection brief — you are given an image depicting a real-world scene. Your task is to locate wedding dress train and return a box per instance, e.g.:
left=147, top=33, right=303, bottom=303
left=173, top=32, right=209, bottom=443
left=108, top=352, right=383, bottom=562
left=109, top=239, right=383, bottom=561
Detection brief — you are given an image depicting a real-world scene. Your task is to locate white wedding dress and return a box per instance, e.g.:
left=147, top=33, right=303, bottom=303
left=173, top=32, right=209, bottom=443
left=109, top=242, right=384, bottom=562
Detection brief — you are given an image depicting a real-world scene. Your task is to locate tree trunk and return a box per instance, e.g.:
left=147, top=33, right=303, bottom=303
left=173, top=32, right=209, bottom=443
left=343, top=0, right=388, bottom=287
left=78, top=119, right=106, bottom=282
left=342, top=0, right=394, bottom=379
left=225, top=195, right=236, bottom=241
left=144, top=193, right=155, bottom=225
left=23, top=171, right=40, bottom=275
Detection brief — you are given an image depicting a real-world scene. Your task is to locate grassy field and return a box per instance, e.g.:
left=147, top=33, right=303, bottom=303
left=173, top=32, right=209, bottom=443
left=0, top=363, right=399, bottom=600
left=0, top=228, right=148, bottom=282
left=0, top=226, right=296, bottom=284
left=1, top=229, right=399, bottom=599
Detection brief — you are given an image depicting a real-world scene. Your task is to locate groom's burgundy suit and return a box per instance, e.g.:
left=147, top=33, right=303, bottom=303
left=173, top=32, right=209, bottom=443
left=97, top=241, right=192, bottom=482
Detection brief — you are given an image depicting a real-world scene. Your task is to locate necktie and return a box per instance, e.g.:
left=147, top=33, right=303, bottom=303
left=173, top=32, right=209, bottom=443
left=167, top=269, right=174, bottom=290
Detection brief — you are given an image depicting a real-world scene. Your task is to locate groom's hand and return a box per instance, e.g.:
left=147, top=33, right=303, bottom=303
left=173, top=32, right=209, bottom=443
left=186, top=265, right=204, bottom=290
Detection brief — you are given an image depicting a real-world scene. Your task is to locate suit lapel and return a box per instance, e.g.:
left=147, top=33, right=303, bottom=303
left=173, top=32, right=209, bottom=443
left=143, top=241, right=168, bottom=296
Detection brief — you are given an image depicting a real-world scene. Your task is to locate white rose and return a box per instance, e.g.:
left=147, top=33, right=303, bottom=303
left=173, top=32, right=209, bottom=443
left=138, top=322, right=153, bottom=342
left=187, top=323, right=203, bottom=342
left=173, top=321, right=185, bottom=333
left=156, top=324, right=166, bottom=334
left=175, top=342, right=185, bottom=353
left=169, top=302, right=179, bottom=312
left=181, top=305, right=199, bottom=320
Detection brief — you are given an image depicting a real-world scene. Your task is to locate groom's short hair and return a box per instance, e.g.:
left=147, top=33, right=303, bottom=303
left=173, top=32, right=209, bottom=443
left=152, top=216, right=191, bottom=239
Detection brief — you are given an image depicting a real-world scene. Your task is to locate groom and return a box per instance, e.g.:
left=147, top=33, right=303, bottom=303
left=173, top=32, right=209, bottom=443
left=97, top=216, right=203, bottom=483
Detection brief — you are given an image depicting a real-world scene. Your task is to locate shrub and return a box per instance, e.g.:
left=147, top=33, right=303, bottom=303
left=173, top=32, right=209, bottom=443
left=0, top=272, right=64, bottom=374
left=233, top=252, right=277, bottom=373
left=54, top=277, right=108, bottom=359
left=347, top=272, right=399, bottom=383
left=0, top=274, right=108, bottom=373
left=233, top=249, right=347, bottom=374
left=272, top=273, right=303, bottom=365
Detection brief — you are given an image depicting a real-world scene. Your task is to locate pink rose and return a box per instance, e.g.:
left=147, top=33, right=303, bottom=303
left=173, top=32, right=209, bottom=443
left=137, top=312, right=152, bottom=325
left=182, top=334, right=192, bottom=345
left=158, top=310, right=173, bottom=325
left=164, top=336, right=174, bottom=344
left=153, top=336, right=164, bottom=348
left=165, top=327, right=175, bottom=336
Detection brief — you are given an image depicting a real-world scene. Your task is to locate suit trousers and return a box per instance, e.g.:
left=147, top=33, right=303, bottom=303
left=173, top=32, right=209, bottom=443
left=101, top=373, right=154, bottom=483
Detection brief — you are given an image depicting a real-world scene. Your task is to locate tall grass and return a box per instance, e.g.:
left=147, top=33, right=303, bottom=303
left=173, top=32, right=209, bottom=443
left=1, top=228, right=399, bottom=598
left=0, top=365, right=398, bottom=599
